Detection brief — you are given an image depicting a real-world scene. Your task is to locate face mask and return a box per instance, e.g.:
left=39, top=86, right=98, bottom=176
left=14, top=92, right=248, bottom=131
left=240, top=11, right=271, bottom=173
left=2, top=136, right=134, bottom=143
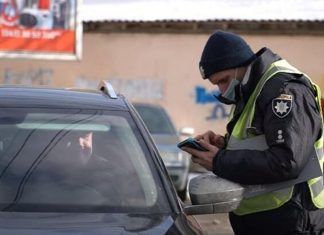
left=216, top=69, right=240, bottom=105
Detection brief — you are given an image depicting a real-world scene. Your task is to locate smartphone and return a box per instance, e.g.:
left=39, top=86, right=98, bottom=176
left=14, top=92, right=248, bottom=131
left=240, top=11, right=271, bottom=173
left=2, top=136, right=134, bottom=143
left=177, top=137, right=207, bottom=151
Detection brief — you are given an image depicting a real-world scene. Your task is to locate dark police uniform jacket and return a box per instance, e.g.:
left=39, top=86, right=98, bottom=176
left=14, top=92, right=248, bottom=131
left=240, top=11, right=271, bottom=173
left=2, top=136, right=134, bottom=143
left=213, top=47, right=323, bottom=210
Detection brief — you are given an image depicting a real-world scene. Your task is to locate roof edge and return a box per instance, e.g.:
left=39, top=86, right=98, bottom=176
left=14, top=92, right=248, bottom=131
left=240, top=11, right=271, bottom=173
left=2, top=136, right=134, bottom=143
left=83, top=20, right=324, bottom=35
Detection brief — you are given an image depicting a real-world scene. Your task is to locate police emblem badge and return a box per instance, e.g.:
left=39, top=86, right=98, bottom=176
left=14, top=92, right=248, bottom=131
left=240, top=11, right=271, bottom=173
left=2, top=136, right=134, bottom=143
left=272, top=94, right=293, bottom=118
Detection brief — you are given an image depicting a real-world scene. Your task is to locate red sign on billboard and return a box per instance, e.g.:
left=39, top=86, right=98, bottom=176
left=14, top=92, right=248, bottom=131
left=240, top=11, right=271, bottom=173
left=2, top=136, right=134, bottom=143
left=0, top=0, right=82, bottom=60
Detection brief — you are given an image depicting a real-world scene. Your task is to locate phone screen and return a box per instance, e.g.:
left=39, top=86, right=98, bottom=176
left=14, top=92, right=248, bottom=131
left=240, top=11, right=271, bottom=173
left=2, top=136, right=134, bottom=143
left=177, top=137, right=207, bottom=151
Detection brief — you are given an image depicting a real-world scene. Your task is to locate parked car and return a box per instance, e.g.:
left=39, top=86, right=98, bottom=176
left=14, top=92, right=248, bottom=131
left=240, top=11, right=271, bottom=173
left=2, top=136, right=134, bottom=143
left=132, top=103, right=193, bottom=201
left=0, top=81, right=244, bottom=234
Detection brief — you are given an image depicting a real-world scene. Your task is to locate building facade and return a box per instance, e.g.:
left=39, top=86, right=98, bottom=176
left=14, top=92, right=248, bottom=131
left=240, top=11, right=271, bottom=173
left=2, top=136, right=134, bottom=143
left=1, top=0, right=324, bottom=135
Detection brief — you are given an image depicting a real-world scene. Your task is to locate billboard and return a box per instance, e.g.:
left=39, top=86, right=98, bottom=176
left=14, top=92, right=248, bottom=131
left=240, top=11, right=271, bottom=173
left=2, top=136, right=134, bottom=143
left=0, top=0, right=82, bottom=60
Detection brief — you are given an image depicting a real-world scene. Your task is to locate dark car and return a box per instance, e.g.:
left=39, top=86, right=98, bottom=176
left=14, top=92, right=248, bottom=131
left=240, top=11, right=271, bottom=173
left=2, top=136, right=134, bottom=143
left=132, top=103, right=193, bottom=201
left=0, top=81, right=243, bottom=235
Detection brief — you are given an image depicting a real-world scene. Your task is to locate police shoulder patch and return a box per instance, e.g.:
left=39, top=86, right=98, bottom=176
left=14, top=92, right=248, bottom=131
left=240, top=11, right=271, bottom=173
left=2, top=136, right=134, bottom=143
left=272, top=94, right=293, bottom=118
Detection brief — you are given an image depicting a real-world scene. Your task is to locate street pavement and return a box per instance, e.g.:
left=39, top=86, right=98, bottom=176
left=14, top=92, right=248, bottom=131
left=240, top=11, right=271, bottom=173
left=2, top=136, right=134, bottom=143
left=192, top=214, right=234, bottom=235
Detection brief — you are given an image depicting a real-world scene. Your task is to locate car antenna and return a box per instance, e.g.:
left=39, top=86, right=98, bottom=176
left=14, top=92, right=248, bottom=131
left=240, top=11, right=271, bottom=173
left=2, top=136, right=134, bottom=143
left=98, top=80, right=117, bottom=99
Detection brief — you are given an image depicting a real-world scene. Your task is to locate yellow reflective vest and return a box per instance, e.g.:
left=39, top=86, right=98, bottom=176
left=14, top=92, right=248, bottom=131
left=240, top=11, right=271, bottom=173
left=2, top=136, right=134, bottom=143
left=227, top=60, right=324, bottom=216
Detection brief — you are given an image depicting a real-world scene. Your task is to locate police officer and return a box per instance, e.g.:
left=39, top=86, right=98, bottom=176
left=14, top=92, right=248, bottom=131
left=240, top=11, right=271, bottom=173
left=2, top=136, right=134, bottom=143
left=181, top=31, right=324, bottom=235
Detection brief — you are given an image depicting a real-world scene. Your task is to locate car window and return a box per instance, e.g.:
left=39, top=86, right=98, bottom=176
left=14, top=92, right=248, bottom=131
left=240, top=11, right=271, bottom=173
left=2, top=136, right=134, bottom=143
left=0, top=108, right=170, bottom=213
left=133, top=104, right=176, bottom=135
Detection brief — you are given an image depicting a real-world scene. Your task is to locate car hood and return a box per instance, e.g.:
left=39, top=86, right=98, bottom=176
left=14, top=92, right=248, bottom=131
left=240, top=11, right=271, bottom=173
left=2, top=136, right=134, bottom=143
left=151, top=134, right=180, bottom=146
left=0, top=212, right=187, bottom=235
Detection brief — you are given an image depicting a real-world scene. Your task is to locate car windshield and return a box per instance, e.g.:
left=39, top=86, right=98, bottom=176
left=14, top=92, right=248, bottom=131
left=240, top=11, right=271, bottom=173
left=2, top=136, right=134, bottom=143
left=133, top=104, right=176, bottom=135
left=0, top=108, right=170, bottom=213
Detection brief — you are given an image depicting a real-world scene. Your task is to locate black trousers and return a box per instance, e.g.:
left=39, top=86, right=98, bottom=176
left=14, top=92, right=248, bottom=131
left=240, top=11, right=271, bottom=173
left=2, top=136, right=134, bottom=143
left=229, top=200, right=324, bottom=235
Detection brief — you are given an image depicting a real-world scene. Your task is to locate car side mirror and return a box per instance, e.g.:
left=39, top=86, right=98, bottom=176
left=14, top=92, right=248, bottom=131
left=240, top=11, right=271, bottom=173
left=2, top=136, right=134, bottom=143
left=184, top=172, right=244, bottom=215
left=179, top=127, right=195, bottom=137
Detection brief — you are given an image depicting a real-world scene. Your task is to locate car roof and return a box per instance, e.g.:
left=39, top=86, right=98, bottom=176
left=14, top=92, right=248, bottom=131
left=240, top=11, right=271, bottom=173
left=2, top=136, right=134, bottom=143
left=0, top=85, right=129, bottom=111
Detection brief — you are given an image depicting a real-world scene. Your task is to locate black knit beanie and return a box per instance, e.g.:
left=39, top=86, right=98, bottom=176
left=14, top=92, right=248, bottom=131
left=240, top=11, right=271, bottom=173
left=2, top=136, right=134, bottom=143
left=199, top=31, right=256, bottom=79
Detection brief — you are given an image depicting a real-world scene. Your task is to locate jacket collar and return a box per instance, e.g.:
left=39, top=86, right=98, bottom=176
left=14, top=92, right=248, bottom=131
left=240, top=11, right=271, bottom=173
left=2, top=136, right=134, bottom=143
left=226, top=48, right=282, bottom=134
left=240, top=47, right=282, bottom=103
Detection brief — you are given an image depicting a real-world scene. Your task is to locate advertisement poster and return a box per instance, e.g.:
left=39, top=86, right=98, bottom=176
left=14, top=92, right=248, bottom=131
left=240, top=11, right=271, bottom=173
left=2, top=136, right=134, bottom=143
left=0, top=0, right=82, bottom=60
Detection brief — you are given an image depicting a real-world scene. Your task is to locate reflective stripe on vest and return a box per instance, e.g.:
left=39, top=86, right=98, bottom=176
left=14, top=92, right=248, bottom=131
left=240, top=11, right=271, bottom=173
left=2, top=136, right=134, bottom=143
left=227, top=60, right=324, bottom=215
